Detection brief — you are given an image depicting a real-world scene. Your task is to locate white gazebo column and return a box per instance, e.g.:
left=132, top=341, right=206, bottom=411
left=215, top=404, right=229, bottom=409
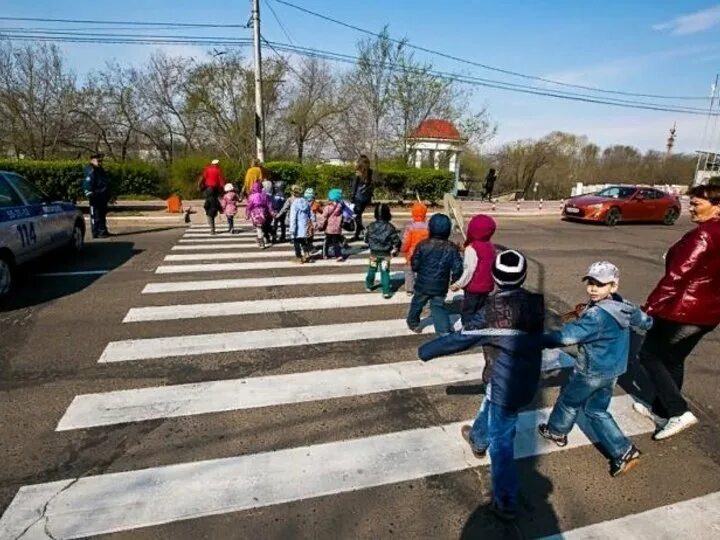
left=433, top=149, right=440, bottom=170
left=414, top=149, right=422, bottom=169
left=448, top=151, right=457, bottom=173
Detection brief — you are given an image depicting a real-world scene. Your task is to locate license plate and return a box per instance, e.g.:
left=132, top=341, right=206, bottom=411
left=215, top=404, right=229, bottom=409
left=565, top=207, right=580, bottom=214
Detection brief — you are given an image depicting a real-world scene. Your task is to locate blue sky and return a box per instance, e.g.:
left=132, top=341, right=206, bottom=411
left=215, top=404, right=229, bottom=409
left=3, top=0, right=720, bottom=153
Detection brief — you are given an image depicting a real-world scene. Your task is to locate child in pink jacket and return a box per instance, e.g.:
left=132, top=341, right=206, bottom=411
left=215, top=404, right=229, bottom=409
left=246, top=181, right=273, bottom=248
left=319, top=188, right=345, bottom=261
left=221, top=183, right=241, bottom=233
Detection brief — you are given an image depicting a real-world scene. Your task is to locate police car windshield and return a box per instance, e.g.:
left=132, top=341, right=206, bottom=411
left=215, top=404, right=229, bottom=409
left=595, top=187, right=636, bottom=199
left=6, top=174, right=47, bottom=204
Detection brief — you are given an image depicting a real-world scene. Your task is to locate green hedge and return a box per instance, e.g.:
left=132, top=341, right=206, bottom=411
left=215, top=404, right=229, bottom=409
left=0, top=159, right=162, bottom=202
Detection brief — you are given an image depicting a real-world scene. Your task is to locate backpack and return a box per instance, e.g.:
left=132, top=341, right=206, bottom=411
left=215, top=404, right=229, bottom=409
left=271, top=194, right=285, bottom=213
left=249, top=205, right=269, bottom=227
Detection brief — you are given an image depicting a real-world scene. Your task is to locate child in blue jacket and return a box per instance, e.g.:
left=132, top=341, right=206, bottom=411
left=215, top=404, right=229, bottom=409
left=538, top=261, right=653, bottom=477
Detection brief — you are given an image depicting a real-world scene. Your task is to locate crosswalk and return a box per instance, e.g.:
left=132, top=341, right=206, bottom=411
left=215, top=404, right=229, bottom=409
left=1, top=222, right=715, bottom=538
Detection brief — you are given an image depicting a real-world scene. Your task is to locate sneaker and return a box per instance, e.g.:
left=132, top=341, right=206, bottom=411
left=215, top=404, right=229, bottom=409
left=406, top=290, right=413, bottom=296
left=653, top=411, right=698, bottom=441
left=293, top=257, right=304, bottom=264
left=383, top=293, right=392, bottom=299
left=460, top=425, right=487, bottom=458
left=632, top=402, right=668, bottom=428
left=538, top=423, right=568, bottom=447
left=488, top=500, right=516, bottom=522
left=336, top=256, right=345, bottom=262
left=365, top=287, right=374, bottom=292
left=407, top=324, right=423, bottom=334
left=610, top=445, right=641, bottom=477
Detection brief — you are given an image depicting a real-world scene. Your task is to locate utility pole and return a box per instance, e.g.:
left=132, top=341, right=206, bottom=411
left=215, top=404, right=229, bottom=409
left=252, top=0, right=265, bottom=161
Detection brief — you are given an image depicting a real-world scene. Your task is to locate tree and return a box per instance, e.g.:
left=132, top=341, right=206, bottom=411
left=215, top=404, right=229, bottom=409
left=0, top=42, right=78, bottom=159
left=495, top=137, right=558, bottom=198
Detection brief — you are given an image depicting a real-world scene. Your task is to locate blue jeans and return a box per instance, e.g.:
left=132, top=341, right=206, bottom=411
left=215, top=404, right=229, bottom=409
left=406, top=292, right=451, bottom=334
left=469, top=393, right=520, bottom=512
left=548, top=371, right=631, bottom=459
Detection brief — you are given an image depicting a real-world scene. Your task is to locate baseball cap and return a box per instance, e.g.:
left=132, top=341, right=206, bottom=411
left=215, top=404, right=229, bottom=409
left=583, top=261, right=620, bottom=284
left=211, top=159, right=220, bottom=165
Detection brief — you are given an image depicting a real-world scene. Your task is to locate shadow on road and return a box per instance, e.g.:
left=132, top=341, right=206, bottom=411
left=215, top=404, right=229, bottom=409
left=0, top=241, right=142, bottom=312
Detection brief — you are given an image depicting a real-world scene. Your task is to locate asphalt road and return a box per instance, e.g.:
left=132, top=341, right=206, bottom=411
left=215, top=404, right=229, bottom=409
left=1, top=215, right=719, bottom=539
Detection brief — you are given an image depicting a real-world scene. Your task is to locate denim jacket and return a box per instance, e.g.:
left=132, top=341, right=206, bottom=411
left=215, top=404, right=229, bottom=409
left=544, top=297, right=653, bottom=379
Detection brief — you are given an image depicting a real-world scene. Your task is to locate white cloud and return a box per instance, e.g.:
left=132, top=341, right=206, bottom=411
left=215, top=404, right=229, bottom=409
left=653, top=5, right=720, bottom=35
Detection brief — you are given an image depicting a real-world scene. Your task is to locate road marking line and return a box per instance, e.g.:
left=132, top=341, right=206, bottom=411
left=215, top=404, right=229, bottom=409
left=155, top=257, right=405, bottom=274
left=35, top=270, right=109, bottom=277
left=99, top=317, right=450, bottom=363
left=0, top=395, right=651, bottom=539
left=172, top=244, right=295, bottom=250
left=58, top=351, right=573, bottom=430
left=124, top=291, right=446, bottom=322
left=163, top=249, right=370, bottom=261
left=178, top=236, right=326, bottom=244
left=538, top=491, right=720, bottom=540
left=142, top=272, right=404, bottom=293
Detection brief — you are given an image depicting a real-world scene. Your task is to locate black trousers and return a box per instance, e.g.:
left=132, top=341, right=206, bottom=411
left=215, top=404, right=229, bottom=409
left=460, top=292, right=488, bottom=327
left=638, top=317, right=715, bottom=418
left=325, top=234, right=343, bottom=258
left=353, top=199, right=370, bottom=238
left=293, top=238, right=309, bottom=258
left=272, top=217, right=286, bottom=241
left=89, top=197, right=109, bottom=237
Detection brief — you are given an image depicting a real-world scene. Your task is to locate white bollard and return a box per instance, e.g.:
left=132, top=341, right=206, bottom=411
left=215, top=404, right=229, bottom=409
left=539, top=199, right=543, bottom=210
left=491, top=202, right=496, bottom=212
left=516, top=201, right=520, bottom=212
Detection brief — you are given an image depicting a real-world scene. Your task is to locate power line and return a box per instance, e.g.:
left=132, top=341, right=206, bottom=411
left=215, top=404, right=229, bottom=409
left=272, top=0, right=710, bottom=101
left=0, top=15, right=246, bottom=28
left=2, top=30, right=718, bottom=116
left=265, top=0, right=295, bottom=45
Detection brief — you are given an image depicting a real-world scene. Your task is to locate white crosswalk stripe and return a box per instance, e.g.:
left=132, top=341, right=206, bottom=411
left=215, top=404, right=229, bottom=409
left=164, top=248, right=369, bottom=261
left=0, top=395, right=653, bottom=539
left=142, top=272, right=404, bottom=293
left=172, top=243, right=298, bottom=250
left=99, top=318, right=449, bottom=363
left=178, top=236, right=327, bottom=244
left=156, top=257, right=405, bottom=274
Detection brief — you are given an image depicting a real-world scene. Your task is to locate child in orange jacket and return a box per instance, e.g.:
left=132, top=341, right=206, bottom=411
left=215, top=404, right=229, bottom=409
left=400, top=202, right=430, bottom=295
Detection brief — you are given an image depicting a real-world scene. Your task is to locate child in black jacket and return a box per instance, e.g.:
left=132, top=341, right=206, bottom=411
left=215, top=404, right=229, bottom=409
left=364, top=203, right=401, bottom=298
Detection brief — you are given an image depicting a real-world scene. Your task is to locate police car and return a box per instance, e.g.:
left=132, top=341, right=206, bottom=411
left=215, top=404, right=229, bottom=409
left=0, top=171, right=85, bottom=296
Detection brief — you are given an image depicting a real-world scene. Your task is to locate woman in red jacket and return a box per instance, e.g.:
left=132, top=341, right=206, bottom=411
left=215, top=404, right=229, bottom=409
left=635, top=183, right=720, bottom=440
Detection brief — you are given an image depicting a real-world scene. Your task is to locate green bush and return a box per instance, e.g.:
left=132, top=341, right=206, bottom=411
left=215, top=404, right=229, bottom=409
left=0, top=159, right=163, bottom=201
left=377, top=167, right=453, bottom=202
left=265, top=161, right=311, bottom=189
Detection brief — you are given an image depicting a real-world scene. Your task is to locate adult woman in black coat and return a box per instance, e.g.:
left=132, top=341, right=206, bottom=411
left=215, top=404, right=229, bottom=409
left=350, top=154, right=374, bottom=241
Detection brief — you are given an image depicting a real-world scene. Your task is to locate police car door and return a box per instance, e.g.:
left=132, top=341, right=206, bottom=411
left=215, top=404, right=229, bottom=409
left=2, top=172, right=55, bottom=254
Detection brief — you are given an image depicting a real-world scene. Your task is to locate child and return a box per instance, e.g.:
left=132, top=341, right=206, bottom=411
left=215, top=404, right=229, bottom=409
left=220, top=183, right=240, bottom=233
left=245, top=181, right=273, bottom=249
left=289, top=186, right=313, bottom=263
left=304, top=188, right=320, bottom=252
left=406, top=214, right=463, bottom=335
left=450, top=214, right=497, bottom=325
left=418, top=250, right=545, bottom=521
left=364, top=203, right=401, bottom=298
left=270, top=181, right=287, bottom=243
left=319, top=188, right=345, bottom=262
left=538, top=261, right=653, bottom=477
left=400, top=202, right=430, bottom=295
left=276, top=183, right=301, bottom=234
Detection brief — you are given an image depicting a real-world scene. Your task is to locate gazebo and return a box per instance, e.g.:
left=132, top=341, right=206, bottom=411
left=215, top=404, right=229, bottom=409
left=407, top=119, right=465, bottom=193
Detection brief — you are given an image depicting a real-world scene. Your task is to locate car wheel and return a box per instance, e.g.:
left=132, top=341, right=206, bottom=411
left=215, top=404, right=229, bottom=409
left=67, top=220, right=85, bottom=253
left=663, top=207, right=679, bottom=226
left=0, top=253, right=13, bottom=297
left=604, top=207, right=621, bottom=227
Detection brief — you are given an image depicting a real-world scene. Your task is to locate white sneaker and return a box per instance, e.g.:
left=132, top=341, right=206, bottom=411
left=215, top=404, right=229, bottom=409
left=653, top=411, right=698, bottom=440
left=632, top=402, right=668, bottom=428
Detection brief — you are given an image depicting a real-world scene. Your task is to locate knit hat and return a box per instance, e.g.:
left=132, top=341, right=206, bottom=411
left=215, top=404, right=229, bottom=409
left=224, top=183, right=234, bottom=192
left=328, top=188, right=343, bottom=202
left=492, top=249, right=527, bottom=287
left=291, top=184, right=302, bottom=196
left=273, top=180, right=286, bottom=194
left=304, top=187, right=315, bottom=200
left=428, top=214, right=452, bottom=240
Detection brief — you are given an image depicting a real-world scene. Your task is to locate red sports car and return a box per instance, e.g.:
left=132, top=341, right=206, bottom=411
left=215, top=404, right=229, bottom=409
left=562, top=186, right=681, bottom=226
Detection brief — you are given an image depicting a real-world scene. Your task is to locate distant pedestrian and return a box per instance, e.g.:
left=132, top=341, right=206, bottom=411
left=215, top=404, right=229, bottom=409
left=276, top=183, right=301, bottom=241
left=245, top=181, right=272, bottom=249
left=289, top=185, right=313, bottom=263
left=406, top=214, right=463, bottom=335
left=199, top=158, right=225, bottom=235
left=244, top=158, right=265, bottom=198
left=270, top=181, right=287, bottom=243
left=364, top=203, right=401, bottom=298
left=539, top=262, right=652, bottom=477
left=350, top=154, right=374, bottom=241
left=484, top=168, right=497, bottom=201
left=83, top=153, right=111, bottom=238
left=400, top=202, right=430, bottom=295
left=635, top=183, right=720, bottom=440
left=319, top=188, right=345, bottom=261
left=220, top=183, right=240, bottom=234
left=450, top=214, right=497, bottom=325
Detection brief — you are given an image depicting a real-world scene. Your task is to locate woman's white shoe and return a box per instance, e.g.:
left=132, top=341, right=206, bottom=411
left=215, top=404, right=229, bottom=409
left=652, top=411, right=698, bottom=440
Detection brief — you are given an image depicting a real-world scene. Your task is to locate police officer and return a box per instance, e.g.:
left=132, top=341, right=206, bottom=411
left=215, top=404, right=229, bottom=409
left=83, top=153, right=111, bottom=238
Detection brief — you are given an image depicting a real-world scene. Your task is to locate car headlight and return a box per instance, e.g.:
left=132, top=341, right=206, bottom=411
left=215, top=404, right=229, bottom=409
left=587, top=204, right=603, bottom=210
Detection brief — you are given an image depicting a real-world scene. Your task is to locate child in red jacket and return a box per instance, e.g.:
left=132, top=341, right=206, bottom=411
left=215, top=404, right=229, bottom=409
left=450, top=214, right=497, bottom=326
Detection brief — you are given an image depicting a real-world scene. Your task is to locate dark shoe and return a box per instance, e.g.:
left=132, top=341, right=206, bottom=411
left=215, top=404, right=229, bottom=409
left=97, top=231, right=111, bottom=238
left=538, top=423, right=568, bottom=447
left=610, top=445, right=641, bottom=477
left=407, top=324, right=423, bottom=334
left=460, top=425, right=487, bottom=458
left=489, top=500, right=516, bottom=522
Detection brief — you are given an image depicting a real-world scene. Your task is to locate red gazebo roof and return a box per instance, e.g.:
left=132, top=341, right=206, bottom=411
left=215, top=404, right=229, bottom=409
left=409, top=119, right=461, bottom=140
